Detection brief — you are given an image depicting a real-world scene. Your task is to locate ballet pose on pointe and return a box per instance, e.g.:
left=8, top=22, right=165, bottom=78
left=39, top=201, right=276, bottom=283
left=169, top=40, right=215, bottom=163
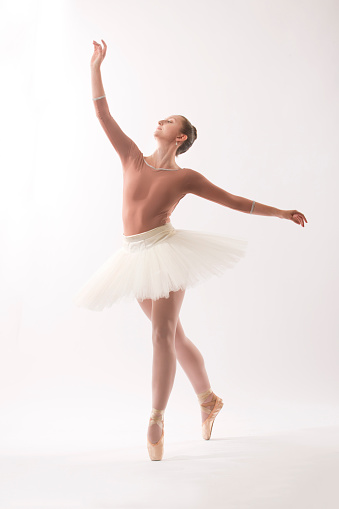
left=88, top=39, right=307, bottom=460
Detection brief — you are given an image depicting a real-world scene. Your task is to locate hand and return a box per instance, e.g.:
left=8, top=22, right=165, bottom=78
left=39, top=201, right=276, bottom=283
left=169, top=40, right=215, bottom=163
left=282, top=209, right=308, bottom=227
left=91, top=39, right=107, bottom=68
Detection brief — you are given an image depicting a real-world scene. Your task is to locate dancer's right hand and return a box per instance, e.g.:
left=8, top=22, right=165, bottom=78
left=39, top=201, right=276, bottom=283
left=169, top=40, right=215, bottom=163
left=91, top=39, right=107, bottom=68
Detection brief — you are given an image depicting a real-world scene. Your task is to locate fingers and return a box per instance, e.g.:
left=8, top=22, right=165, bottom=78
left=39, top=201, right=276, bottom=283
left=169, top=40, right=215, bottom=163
left=292, top=210, right=307, bottom=227
left=101, top=39, right=107, bottom=57
left=296, top=211, right=307, bottom=227
left=93, top=40, right=106, bottom=59
left=297, top=215, right=304, bottom=227
left=93, top=41, right=103, bottom=54
left=292, top=213, right=304, bottom=227
left=93, top=40, right=107, bottom=49
left=300, top=212, right=306, bottom=222
left=296, top=215, right=304, bottom=227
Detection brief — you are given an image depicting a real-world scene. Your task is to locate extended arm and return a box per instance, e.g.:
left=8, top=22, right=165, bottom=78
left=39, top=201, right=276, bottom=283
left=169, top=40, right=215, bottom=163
left=187, top=170, right=307, bottom=226
left=91, top=41, right=134, bottom=165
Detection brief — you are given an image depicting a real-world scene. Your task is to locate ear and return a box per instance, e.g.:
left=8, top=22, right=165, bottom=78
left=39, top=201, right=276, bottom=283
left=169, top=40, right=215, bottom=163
left=178, top=134, right=188, bottom=143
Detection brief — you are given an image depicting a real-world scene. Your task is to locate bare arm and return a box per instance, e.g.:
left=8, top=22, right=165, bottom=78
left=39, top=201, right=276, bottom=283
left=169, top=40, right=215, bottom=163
left=91, top=40, right=135, bottom=164
left=91, top=60, right=105, bottom=98
left=187, top=170, right=308, bottom=227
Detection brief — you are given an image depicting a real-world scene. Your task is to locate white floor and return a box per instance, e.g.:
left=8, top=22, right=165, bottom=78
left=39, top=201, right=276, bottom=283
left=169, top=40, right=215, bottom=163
left=1, top=426, right=338, bottom=509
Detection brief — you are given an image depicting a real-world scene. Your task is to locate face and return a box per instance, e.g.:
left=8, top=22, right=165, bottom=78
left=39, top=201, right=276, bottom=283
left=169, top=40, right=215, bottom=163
left=154, top=115, right=186, bottom=144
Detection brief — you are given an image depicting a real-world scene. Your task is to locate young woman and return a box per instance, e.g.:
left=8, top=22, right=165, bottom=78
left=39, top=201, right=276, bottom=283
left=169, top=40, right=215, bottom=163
left=74, top=39, right=307, bottom=461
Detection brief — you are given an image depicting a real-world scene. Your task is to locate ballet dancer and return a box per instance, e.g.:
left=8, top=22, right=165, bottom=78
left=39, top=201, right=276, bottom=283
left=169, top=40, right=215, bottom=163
left=74, top=39, right=307, bottom=461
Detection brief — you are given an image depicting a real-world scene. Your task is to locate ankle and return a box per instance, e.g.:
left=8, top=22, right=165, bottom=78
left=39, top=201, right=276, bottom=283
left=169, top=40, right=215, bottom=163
left=197, top=387, right=214, bottom=404
left=148, top=408, right=165, bottom=444
left=149, top=408, right=164, bottom=430
left=150, top=407, right=164, bottom=421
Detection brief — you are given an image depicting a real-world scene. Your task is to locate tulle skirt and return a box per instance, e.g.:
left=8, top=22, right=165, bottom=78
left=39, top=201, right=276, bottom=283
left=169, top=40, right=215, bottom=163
left=73, top=222, right=248, bottom=311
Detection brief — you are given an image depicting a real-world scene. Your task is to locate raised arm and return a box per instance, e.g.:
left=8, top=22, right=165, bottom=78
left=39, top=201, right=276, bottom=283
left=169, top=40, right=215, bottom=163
left=91, top=40, right=135, bottom=165
left=186, top=169, right=307, bottom=227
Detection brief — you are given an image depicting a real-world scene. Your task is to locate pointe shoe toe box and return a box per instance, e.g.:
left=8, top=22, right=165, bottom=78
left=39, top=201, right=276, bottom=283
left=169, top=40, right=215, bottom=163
left=147, top=429, right=164, bottom=460
left=202, top=396, right=223, bottom=440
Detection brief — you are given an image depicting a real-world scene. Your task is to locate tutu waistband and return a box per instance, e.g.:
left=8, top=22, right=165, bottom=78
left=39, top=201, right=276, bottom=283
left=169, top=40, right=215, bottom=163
left=122, top=222, right=176, bottom=251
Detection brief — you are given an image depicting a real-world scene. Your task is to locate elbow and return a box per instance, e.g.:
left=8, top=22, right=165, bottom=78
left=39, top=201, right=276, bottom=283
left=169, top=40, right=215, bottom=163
left=96, top=112, right=110, bottom=125
left=233, top=196, right=251, bottom=213
left=94, top=105, right=110, bottom=122
left=96, top=111, right=107, bottom=120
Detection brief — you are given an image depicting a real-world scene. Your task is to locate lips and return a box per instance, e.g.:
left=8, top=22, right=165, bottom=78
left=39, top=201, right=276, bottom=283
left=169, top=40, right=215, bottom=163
left=156, top=127, right=162, bottom=130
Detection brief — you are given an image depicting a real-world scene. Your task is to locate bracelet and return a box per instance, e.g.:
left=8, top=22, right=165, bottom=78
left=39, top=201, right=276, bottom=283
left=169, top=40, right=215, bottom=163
left=92, top=95, right=106, bottom=101
left=250, top=200, right=255, bottom=214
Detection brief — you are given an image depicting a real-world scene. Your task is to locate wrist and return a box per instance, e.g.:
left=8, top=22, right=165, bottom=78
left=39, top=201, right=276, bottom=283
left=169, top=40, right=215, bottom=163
left=90, top=63, right=101, bottom=72
left=276, top=209, right=285, bottom=219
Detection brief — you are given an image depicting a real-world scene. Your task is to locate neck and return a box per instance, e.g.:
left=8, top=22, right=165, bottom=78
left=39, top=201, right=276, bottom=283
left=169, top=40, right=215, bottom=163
left=150, top=146, right=177, bottom=169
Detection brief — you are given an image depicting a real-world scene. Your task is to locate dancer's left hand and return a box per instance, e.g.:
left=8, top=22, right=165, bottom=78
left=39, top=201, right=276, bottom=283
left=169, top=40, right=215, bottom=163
left=282, top=209, right=308, bottom=227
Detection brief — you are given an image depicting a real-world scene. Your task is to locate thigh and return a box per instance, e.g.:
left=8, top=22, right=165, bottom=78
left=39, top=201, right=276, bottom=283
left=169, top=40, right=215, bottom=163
left=136, top=294, right=186, bottom=339
left=151, top=289, right=185, bottom=336
left=136, top=297, right=152, bottom=320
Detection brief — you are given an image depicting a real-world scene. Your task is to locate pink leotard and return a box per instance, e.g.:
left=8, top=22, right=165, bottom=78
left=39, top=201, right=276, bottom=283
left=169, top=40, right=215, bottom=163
left=94, top=96, right=235, bottom=235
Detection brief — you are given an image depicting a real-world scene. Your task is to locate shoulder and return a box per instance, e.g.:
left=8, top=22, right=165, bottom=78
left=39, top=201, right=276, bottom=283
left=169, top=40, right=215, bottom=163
left=183, top=168, right=210, bottom=193
left=122, top=141, right=144, bottom=171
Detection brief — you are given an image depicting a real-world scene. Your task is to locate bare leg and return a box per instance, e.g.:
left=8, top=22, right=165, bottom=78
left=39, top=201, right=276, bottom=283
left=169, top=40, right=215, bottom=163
left=146, top=289, right=185, bottom=443
left=174, top=319, right=212, bottom=394
left=137, top=297, right=215, bottom=430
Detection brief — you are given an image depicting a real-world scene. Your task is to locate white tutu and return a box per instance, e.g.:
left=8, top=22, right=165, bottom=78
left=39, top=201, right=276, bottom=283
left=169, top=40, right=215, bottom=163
left=73, top=222, right=248, bottom=311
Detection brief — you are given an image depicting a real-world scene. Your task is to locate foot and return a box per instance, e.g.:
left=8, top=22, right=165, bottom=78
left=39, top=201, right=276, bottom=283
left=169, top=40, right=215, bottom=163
left=199, top=391, right=217, bottom=424
left=147, top=422, right=163, bottom=444
left=197, top=388, right=224, bottom=440
left=147, top=408, right=164, bottom=444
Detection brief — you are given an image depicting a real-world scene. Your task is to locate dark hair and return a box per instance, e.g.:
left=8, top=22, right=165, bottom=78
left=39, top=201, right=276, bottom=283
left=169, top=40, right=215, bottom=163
left=176, top=116, right=197, bottom=156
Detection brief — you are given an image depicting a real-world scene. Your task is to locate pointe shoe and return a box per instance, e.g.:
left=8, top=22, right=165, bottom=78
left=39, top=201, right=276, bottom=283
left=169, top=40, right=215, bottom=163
left=147, top=408, right=165, bottom=461
left=197, top=388, right=223, bottom=440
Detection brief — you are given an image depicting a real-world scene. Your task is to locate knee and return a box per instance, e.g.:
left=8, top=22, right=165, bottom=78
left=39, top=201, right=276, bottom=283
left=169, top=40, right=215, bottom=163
left=174, top=320, right=187, bottom=345
left=152, top=325, right=176, bottom=346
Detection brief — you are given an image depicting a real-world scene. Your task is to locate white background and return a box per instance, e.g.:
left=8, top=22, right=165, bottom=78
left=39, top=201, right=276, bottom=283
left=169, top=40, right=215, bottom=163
left=0, top=0, right=338, bottom=455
